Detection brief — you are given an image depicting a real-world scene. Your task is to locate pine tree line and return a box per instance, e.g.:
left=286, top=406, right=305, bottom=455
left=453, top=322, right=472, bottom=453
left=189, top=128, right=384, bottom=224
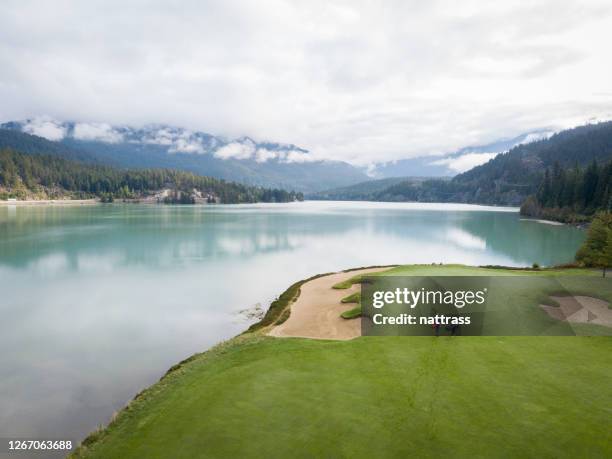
left=521, top=159, right=612, bottom=222
left=0, top=148, right=304, bottom=204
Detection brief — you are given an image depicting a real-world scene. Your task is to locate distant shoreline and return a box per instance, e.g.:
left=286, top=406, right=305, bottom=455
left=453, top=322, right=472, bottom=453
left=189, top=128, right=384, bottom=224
left=1, top=199, right=519, bottom=210
left=519, top=217, right=565, bottom=226
left=0, top=199, right=282, bottom=206
left=0, top=199, right=99, bottom=206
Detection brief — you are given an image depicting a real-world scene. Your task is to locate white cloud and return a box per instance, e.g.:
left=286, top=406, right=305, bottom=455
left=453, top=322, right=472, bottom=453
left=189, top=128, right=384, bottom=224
left=73, top=122, right=123, bottom=143
left=168, top=133, right=205, bottom=154
left=142, top=128, right=174, bottom=146
left=431, top=152, right=499, bottom=173
left=1, top=1, right=612, bottom=164
left=140, top=128, right=210, bottom=153
left=519, top=131, right=555, bottom=144
left=214, top=141, right=256, bottom=160
left=255, top=148, right=278, bottom=163
left=21, top=116, right=66, bottom=141
left=213, top=141, right=315, bottom=163
left=284, top=150, right=317, bottom=163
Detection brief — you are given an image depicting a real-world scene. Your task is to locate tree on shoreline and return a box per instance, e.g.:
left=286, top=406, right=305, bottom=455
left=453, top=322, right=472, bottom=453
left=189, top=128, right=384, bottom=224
left=576, top=212, right=612, bottom=277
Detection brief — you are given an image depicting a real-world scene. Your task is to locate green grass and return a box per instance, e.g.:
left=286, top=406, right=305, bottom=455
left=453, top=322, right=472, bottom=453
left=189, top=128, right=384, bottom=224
left=340, top=292, right=362, bottom=319
left=332, top=264, right=603, bottom=289
left=383, top=264, right=598, bottom=277
left=341, top=292, right=361, bottom=303
left=340, top=306, right=362, bottom=319
left=73, top=335, right=612, bottom=459
left=332, top=276, right=360, bottom=289
left=72, top=264, right=612, bottom=458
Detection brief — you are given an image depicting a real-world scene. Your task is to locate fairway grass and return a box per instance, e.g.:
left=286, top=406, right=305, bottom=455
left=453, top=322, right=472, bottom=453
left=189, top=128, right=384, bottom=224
left=72, top=265, right=612, bottom=458
left=73, top=336, right=611, bottom=458
left=340, top=292, right=361, bottom=319
left=332, top=264, right=605, bottom=290
left=340, top=306, right=361, bottom=319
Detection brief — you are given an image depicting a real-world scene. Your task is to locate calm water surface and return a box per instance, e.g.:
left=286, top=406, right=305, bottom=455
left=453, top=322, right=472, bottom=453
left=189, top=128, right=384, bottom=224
left=0, top=201, right=585, bottom=450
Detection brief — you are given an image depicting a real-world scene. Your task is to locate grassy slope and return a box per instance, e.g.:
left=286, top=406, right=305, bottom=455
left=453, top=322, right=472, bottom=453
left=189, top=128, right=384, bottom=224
left=73, top=265, right=612, bottom=459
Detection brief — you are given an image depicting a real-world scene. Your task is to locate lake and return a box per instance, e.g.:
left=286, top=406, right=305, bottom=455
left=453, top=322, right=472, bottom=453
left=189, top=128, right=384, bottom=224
left=0, top=201, right=585, bottom=450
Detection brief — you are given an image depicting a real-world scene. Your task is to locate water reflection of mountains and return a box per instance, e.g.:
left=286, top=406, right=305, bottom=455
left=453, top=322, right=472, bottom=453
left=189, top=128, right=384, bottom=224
left=0, top=205, right=584, bottom=270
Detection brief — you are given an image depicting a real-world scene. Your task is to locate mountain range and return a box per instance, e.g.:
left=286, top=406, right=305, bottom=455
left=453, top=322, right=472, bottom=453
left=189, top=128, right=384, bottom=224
left=0, top=119, right=367, bottom=193
left=312, top=121, right=612, bottom=205
left=0, top=118, right=561, bottom=193
left=369, top=130, right=555, bottom=178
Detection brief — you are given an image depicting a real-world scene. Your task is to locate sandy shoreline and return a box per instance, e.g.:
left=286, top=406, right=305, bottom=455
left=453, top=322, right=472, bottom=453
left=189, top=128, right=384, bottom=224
left=268, top=267, right=389, bottom=340
left=520, top=217, right=565, bottom=226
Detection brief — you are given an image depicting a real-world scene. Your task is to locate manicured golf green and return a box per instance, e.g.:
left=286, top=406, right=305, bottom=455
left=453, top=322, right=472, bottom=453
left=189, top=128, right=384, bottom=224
left=72, top=265, right=612, bottom=458
left=73, top=336, right=611, bottom=458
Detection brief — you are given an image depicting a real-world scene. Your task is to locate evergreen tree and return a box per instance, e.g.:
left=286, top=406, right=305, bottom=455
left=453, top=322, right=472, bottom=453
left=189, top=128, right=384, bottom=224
left=550, top=161, right=564, bottom=207
left=576, top=212, right=612, bottom=276
left=537, top=169, right=551, bottom=205
left=561, top=167, right=575, bottom=208
left=573, top=162, right=583, bottom=210
left=582, top=160, right=599, bottom=210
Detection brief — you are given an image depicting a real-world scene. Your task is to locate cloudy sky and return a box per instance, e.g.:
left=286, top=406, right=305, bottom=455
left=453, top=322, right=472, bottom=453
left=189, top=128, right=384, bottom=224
left=1, top=0, right=612, bottom=165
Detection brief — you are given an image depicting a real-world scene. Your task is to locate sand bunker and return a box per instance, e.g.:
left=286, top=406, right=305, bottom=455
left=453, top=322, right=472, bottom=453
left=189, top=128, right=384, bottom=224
left=268, top=267, right=390, bottom=340
left=540, top=296, right=612, bottom=327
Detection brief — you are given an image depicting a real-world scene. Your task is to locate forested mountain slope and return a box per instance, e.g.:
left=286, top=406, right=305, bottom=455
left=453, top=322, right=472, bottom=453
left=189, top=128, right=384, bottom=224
left=521, top=159, right=612, bottom=223
left=0, top=148, right=302, bottom=204
left=451, top=121, right=612, bottom=204
left=314, top=122, right=612, bottom=207
left=0, top=122, right=368, bottom=193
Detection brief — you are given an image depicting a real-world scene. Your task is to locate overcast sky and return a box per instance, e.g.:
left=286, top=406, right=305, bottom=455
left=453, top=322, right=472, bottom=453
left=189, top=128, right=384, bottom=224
left=1, top=0, right=612, bottom=165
